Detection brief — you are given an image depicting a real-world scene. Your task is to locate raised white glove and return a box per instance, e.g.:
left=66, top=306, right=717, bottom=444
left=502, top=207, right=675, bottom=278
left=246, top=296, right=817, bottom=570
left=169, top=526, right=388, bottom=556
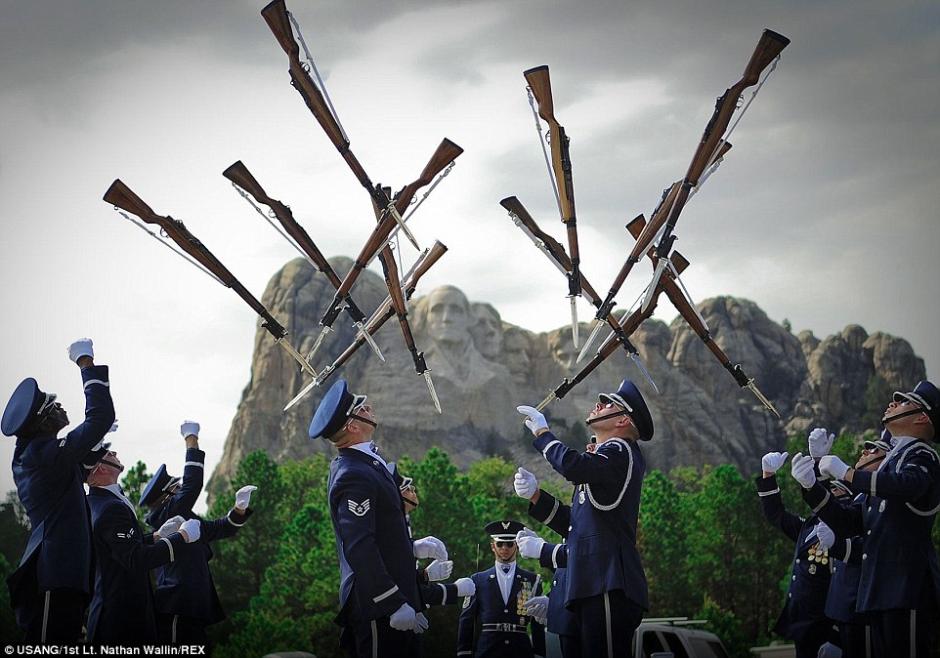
left=157, top=515, right=185, bottom=538
left=68, top=338, right=94, bottom=363
left=515, top=529, right=545, bottom=559
left=179, top=518, right=201, bottom=543
left=524, top=594, right=549, bottom=622
left=815, top=522, right=835, bottom=552
left=808, top=427, right=835, bottom=460
left=514, top=467, right=538, bottom=499
left=413, top=536, right=448, bottom=561
left=761, top=451, right=789, bottom=474
left=180, top=420, right=200, bottom=438
left=389, top=603, right=417, bottom=631
left=819, top=455, right=850, bottom=481
left=425, top=559, right=453, bottom=582
left=454, top=577, right=475, bottom=597
left=414, top=612, right=429, bottom=634
left=791, top=452, right=817, bottom=490
left=516, top=405, right=549, bottom=436
left=234, top=485, right=257, bottom=511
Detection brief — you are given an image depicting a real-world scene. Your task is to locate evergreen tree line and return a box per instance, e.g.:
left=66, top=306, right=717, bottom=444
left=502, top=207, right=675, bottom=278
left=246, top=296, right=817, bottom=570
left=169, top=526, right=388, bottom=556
left=2, top=432, right=938, bottom=656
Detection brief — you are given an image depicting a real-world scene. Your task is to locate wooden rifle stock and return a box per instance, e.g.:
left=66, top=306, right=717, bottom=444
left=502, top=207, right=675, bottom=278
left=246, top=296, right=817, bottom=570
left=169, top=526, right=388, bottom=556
left=260, top=0, right=300, bottom=60
left=321, top=139, right=463, bottom=326
left=103, top=179, right=288, bottom=339
left=320, top=241, right=448, bottom=385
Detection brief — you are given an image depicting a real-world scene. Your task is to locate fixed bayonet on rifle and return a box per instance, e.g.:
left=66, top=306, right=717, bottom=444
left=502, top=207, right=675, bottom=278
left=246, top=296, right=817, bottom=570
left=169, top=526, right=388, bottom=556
left=535, top=250, right=689, bottom=411
left=103, top=179, right=319, bottom=380
left=318, top=139, right=463, bottom=335
left=222, top=160, right=386, bottom=363
left=284, top=242, right=449, bottom=411
left=625, top=214, right=780, bottom=418
left=641, top=29, right=789, bottom=309
left=524, top=65, right=582, bottom=348
left=501, top=196, right=658, bottom=392
left=371, top=187, right=441, bottom=414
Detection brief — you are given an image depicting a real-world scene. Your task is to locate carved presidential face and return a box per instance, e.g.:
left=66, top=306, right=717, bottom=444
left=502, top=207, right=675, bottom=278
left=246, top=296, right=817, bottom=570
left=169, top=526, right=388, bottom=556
left=470, top=304, right=503, bottom=359
left=426, top=287, right=472, bottom=346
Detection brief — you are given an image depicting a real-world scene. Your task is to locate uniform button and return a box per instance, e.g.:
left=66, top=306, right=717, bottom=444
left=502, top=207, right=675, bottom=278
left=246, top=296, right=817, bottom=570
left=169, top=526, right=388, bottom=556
left=867, top=506, right=872, bottom=513
left=788, top=593, right=792, bottom=599
left=503, top=609, right=508, bottom=613
left=867, top=530, right=871, bottom=535
left=833, top=567, right=837, bottom=573
left=552, top=581, right=557, bottom=586
left=862, top=553, right=868, bottom=560
left=504, top=640, right=510, bottom=645
left=568, top=525, right=573, bottom=531
left=795, top=559, right=800, bottom=564
left=791, top=575, right=796, bottom=581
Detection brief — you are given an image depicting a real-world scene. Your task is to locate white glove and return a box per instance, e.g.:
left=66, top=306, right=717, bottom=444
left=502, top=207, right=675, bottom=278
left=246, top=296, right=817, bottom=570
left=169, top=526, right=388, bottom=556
left=413, top=536, right=448, bottom=561
left=514, top=467, right=538, bottom=499
left=179, top=518, right=201, bottom=543
left=454, top=577, right=475, bottom=597
left=68, top=338, right=94, bottom=363
left=389, top=603, right=417, bottom=631
left=156, top=515, right=185, bottom=538
left=414, top=612, right=429, bottom=634
left=234, top=485, right=257, bottom=511
left=791, top=452, right=817, bottom=489
left=761, top=451, right=789, bottom=474
left=817, top=641, right=842, bottom=658
left=815, top=522, right=835, bottom=552
left=180, top=420, right=200, bottom=438
left=808, top=427, right=835, bottom=460
left=108, top=421, right=119, bottom=433
left=516, top=405, right=549, bottom=436
left=524, top=594, right=549, bottom=622
left=819, top=455, right=850, bottom=481
left=515, top=529, right=545, bottom=559
left=425, top=559, right=453, bottom=582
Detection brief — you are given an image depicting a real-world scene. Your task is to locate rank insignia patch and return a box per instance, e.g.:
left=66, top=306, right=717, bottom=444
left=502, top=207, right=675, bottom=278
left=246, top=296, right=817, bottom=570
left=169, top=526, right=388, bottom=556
left=348, top=499, right=370, bottom=517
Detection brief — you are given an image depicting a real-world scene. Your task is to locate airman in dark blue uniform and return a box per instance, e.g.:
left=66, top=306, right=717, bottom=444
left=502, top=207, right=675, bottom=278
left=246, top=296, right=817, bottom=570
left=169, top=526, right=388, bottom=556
left=311, top=379, right=446, bottom=658
left=792, top=381, right=940, bottom=657
left=514, top=466, right=580, bottom=658
left=456, top=520, right=545, bottom=658
left=3, top=338, right=115, bottom=642
left=141, top=420, right=255, bottom=645
left=84, top=448, right=199, bottom=645
left=516, top=378, right=651, bottom=658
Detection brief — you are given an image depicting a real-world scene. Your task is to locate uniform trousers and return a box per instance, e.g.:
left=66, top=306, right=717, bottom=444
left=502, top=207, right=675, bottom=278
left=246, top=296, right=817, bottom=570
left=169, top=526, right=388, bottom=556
left=794, top=622, right=832, bottom=658
left=570, top=589, right=642, bottom=658
left=156, top=613, right=208, bottom=645
left=339, top=613, right=419, bottom=658
left=558, top=633, right=580, bottom=658
left=870, top=607, right=937, bottom=658
left=838, top=622, right=870, bottom=658
left=23, top=588, right=85, bottom=643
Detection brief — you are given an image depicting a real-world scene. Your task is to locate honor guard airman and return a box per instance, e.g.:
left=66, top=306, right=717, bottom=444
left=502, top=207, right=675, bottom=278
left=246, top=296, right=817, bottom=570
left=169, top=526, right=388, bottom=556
left=757, top=446, right=835, bottom=658
left=516, top=378, right=650, bottom=658
left=3, top=339, right=116, bottom=643
left=390, top=463, right=475, bottom=609
left=793, top=381, right=940, bottom=657
left=85, top=447, right=201, bottom=645
left=311, top=379, right=446, bottom=658
left=823, top=434, right=891, bottom=658
left=514, top=466, right=580, bottom=658
left=456, top=520, right=546, bottom=658
left=141, top=420, right=256, bottom=645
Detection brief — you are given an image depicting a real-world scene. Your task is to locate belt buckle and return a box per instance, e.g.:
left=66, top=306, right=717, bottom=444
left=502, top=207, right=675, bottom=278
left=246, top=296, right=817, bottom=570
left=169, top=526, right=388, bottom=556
left=498, top=623, right=512, bottom=632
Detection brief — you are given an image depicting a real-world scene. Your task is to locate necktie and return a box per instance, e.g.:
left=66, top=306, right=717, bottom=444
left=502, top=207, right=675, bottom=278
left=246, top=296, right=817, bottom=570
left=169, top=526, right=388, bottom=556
left=501, top=566, right=510, bottom=574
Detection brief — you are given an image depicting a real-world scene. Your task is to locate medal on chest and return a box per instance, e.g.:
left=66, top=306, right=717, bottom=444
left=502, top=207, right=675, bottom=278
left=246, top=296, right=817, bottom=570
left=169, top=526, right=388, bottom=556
left=578, top=485, right=586, bottom=505
left=807, top=542, right=828, bottom=574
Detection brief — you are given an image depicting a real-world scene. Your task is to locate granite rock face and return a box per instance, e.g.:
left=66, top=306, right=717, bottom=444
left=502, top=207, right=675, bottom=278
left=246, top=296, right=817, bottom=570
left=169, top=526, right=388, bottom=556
left=207, top=258, right=927, bottom=497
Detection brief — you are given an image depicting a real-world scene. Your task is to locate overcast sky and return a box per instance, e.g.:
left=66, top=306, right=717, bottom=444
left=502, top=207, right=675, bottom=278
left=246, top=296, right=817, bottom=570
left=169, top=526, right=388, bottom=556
left=2, top=0, right=937, bottom=508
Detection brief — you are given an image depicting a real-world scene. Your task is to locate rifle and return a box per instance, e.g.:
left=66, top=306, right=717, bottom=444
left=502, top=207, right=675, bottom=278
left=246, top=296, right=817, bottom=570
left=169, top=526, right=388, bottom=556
left=316, top=139, right=463, bottom=356
left=284, top=241, right=449, bottom=411
left=500, top=196, right=658, bottom=392
left=103, top=179, right=318, bottom=380
left=640, top=29, right=789, bottom=310
left=222, top=160, right=385, bottom=363
left=371, top=187, right=440, bottom=413
left=579, top=142, right=734, bottom=360
left=524, top=65, right=582, bottom=348
left=535, top=250, right=689, bottom=411
left=624, top=214, right=780, bottom=417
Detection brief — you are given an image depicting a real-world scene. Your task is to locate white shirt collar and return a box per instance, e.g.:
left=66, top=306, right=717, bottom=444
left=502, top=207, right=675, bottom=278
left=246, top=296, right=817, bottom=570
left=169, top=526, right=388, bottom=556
left=495, top=560, right=516, bottom=604
left=349, top=441, right=388, bottom=468
left=878, top=435, right=918, bottom=472
left=96, top=483, right=138, bottom=515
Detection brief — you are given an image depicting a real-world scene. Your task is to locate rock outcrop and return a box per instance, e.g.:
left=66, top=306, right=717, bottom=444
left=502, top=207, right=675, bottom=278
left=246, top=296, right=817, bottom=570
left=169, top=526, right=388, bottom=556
left=207, top=257, right=927, bottom=497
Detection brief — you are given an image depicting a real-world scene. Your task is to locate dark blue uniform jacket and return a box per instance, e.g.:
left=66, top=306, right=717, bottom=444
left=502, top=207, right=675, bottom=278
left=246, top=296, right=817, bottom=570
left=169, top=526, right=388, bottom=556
left=532, top=432, right=648, bottom=610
